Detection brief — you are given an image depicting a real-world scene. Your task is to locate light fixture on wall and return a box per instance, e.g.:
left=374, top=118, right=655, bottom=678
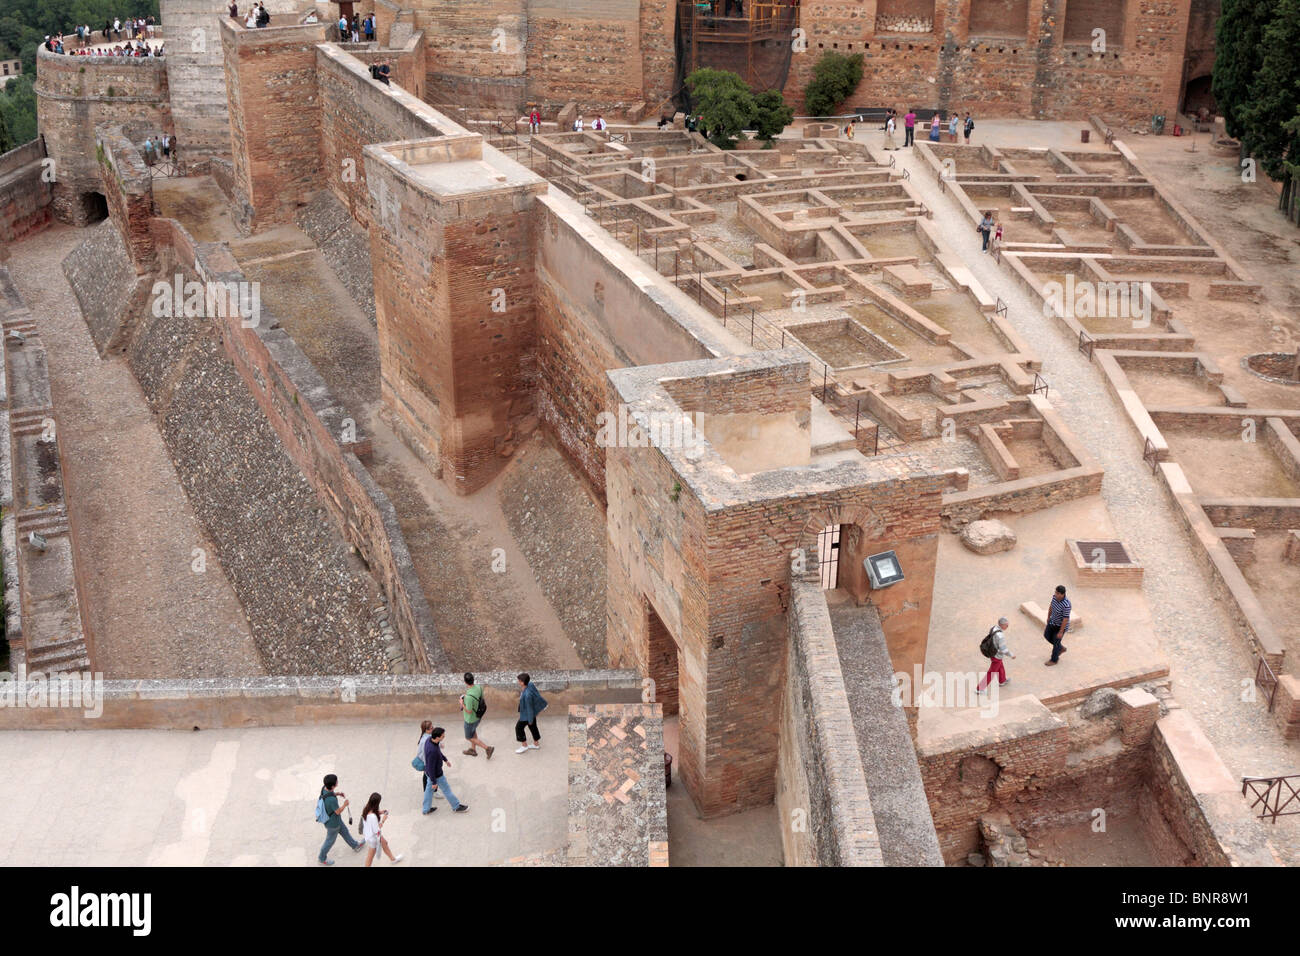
left=864, top=550, right=904, bottom=589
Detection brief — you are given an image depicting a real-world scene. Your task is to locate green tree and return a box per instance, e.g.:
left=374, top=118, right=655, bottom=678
left=686, top=67, right=755, bottom=149
left=752, top=89, right=793, bottom=143
left=1241, top=0, right=1300, bottom=221
left=0, top=73, right=36, bottom=147
left=803, top=51, right=864, bottom=118
left=1211, top=0, right=1277, bottom=144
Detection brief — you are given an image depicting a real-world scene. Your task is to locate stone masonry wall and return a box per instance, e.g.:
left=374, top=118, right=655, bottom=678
left=219, top=19, right=326, bottom=232
left=785, top=0, right=1194, bottom=124
left=162, top=0, right=236, bottom=169
left=534, top=193, right=734, bottom=493
left=149, top=219, right=449, bottom=672
left=777, top=578, right=884, bottom=865
left=60, top=218, right=156, bottom=354
left=35, top=46, right=170, bottom=224
left=95, top=126, right=156, bottom=272
left=316, top=45, right=443, bottom=231
left=526, top=0, right=645, bottom=112
left=0, top=140, right=53, bottom=245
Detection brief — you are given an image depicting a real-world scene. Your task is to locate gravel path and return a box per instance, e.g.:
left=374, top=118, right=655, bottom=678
left=890, top=142, right=1300, bottom=864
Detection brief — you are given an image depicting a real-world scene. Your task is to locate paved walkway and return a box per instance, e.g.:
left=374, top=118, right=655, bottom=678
left=0, top=717, right=566, bottom=866
left=7, top=225, right=261, bottom=679
left=884, top=137, right=1300, bottom=864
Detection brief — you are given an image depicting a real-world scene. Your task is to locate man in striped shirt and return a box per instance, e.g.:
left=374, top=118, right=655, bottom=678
left=1044, top=585, right=1070, bottom=666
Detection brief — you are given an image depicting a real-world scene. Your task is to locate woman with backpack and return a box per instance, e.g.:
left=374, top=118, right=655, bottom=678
left=461, top=672, right=495, bottom=758
left=514, top=673, right=548, bottom=754
left=358, top=793, right=403, bottom=866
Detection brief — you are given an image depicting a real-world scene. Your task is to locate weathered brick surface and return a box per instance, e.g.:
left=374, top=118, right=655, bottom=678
left=0, top=140, right=53, bottom=244
left=786, top=0, right=1193, bottom=124
left=95, top=125, right=156, bottom=272
left=35, top=46, right=170, bottom=224
left=566, top=703, right=669, bottom=866
left=219, top=19, right=326, bottom=232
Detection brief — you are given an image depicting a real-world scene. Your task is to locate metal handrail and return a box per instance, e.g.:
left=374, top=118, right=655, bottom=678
left=1078, top=329, right=1095, bottom=361
left=1031, top=372, right=1049, bottom=397
left=1142, top=435, right=1160, bottom=473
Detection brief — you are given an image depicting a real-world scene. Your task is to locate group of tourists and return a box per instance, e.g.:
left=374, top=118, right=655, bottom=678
left=882, top=108, right=975, bottom=149
left=43, top=17, right=162, bottom=56
left=315, top=672, right=549, bottom=866
left=335, top=12, right=378, bottom=42
left=229, top=3, right=272, bottom=28
left=975, top=586, right=1074, bottom=694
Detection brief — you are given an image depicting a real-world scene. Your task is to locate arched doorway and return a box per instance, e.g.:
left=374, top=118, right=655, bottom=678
left=1182, top=75, right=1215, bottom=118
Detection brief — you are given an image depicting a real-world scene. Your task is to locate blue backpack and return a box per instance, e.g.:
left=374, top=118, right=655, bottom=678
left=314, top=795, right=329, bottom=824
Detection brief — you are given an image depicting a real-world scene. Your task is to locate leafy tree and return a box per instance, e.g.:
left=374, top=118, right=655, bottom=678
left=803, top=51, right=864, bottom=118
left=1241, top=0, right=1300, bottom=220
left=1211, top=0, right=1279, bottom=145
left=752, top=89, right=793, bottom=142
left=686, top=67, right=755, bottom=149
left=0, top=73, right=35, bottom=147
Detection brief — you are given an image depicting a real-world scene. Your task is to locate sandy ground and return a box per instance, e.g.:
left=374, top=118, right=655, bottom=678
left=6, top=225, right=262, bottom=678
left=890, top=130, right=1300, bottom=864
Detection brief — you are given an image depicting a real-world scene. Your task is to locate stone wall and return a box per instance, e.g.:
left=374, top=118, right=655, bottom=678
left=95, top=125, right=156, bottom=271
left=0, top=270, right=92, bottom=676
left=146, top=219, right=450, bottom=673
left=60, top=218, right=155, bottom=354
left=0, top=669, right=641, bottom=729
left=1143, top=710, right=1281, bottom=866
left=786, top=0, right=1194, bottom=124
left=162, top=0, right=236, bottom=169
left=218, top=19, right=326, bottom=232
left=534, top=192, right=739, bottom=492
left=316, top=44, right=443, bottom=230
left=526, top=0, right=645, bottom=111
left=777, top=579, right=884, bottom=865
left=35, top=47, right=171, bottom=224
left=0, top=139, right=53, bottom=244
left=294, top=189, right=376, bottom=325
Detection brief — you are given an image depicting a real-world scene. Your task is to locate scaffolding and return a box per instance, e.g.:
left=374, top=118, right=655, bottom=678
left=677, top=1, right=799, bottom=96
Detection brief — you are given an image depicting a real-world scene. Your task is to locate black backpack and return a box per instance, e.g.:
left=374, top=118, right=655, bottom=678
left=470, top=687, right=487, bottom=719
left=979, top=626, right=998, bottom=659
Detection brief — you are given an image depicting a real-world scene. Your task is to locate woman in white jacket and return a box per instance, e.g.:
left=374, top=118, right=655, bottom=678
left=358, top=793, right=403, bottom=866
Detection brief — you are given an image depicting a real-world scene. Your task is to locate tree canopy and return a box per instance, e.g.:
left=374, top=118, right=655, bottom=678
left=803, top=51, right=864, bottom=119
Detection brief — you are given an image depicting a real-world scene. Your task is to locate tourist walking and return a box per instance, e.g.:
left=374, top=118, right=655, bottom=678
left=903, top=108, right=917, bottom=147
left=991, top=220, right=1003, bottom=254
left=964, top=112, right=975, bottom=145
left=514, top=673, right=548, bottom=753
left=1043, top=585, right=1071, bottom=666
left=977, top=210, right=994, bottom=252
left=422, top=727, right=469, bottom=814
left=976, top=617, right=1015, bottom=694
left=461, top=673, right=495, bottom=758
left=929, top=114, right=942, bottom=142
left=358, top=793, right=403, bottom=866
left=413, top=719, right=442, bottom=801
left=316, top=773, right=364, bottom=865
left=884, top=113, right=897, bottom=150
left=948, top=113, right=959, bottom=139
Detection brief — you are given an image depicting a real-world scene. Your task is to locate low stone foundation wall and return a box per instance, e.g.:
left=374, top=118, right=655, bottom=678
left=295, top=190, right=375, bottom=326
left=60, top=218, right=155, bottom=354
left=0, top=669, right=640, bottom=730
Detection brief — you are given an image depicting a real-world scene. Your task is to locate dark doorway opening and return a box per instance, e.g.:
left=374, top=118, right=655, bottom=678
left=1182, top=75, right=1215, bottom=118
left=80, top=191, right=109, bottom=224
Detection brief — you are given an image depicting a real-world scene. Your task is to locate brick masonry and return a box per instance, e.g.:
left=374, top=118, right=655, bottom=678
left=566, top=702, right=670, bottom=866
left=0, top=140, right=53, bottom=245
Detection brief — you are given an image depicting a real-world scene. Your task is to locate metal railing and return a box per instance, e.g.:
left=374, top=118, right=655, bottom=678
left=1242, top=774, right=1300, bottom=823
left=1255, top=657, right=1280, bottom=713
left=1142, top=435, right=1160, bottom=473
left=994, top=297, right=1008, bottom=317
left=1078, top=328, right=1095, bottom=362
left=1031, top=371, right=1049, bottom=398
